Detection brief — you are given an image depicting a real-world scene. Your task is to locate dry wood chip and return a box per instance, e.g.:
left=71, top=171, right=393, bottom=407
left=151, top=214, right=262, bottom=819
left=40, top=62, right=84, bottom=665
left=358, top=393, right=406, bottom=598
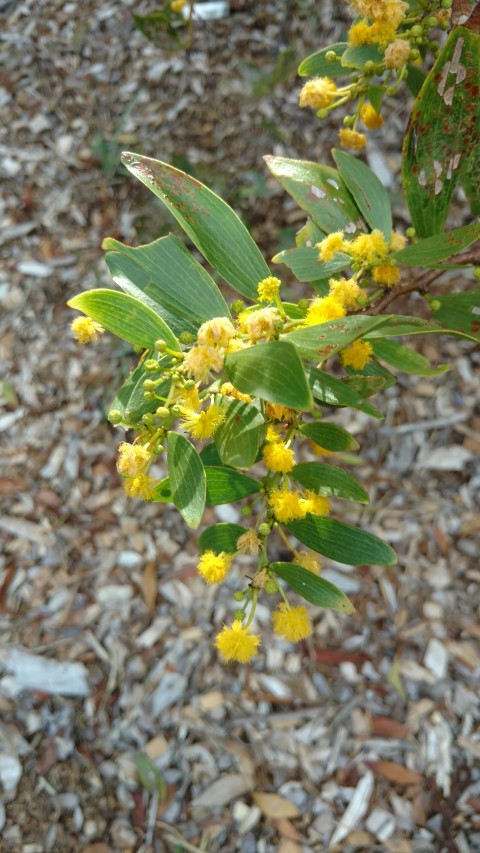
left=192, top=773, right=254, bottom=809
left=329, top=771, right=374, bottom=847
left=367, top=761, right=424, bottom=786
left=252, top=792, right=300, bottom=819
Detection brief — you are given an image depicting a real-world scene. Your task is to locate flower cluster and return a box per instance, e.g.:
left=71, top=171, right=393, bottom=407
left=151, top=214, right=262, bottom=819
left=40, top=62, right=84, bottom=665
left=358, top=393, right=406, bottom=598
left=299, top=0, right=452, bottom=149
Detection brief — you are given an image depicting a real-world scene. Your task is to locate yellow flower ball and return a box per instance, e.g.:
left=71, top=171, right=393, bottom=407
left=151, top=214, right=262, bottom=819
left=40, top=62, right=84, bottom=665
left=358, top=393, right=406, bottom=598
left=360, top=104, right=384, bottom=130
left=339, top=339, right=373, bottom=370
left=272, top=604, right=313, bottom=642
left=215, top=620, right=261, bottom=663
left=339, top=128, right=367, bottom=151
left=197, top=550, right=233, bottom=584
left=263, top=441, right=295, bottom=474
left=299, top=77, right=337, bottom=110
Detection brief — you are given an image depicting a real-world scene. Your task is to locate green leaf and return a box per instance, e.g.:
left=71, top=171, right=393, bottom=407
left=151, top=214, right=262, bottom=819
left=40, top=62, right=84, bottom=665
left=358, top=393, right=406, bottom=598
left=364, top=313, right=479, bottom=344
left=225, top=340, right=313, bottom=411
left=198, top=522, right=247, bottom=554
left=341, top=43, right=384, bottom=68
left=392, top=222, right=480, bottom=266
left=264, top=155, right=363, bottom=235
left=121, top=152, right=270, bottom=299
left=345, top=357, right=397, bottom=390
left=342, top=374, right=387, bottom=398
left=270, top=562, right=355, bottom=613
left=103, top=234, right=230, bottom=336
left=204, top=467, right=261, bottom=506
left=109, top=357, right=171, bottom=426
left=367, top=84, right=384, bottom=113
left=68, top=290, right=179, bottom=350
left=282, top=314, right=390, bottom=361
left=291, top=462, right=369, bottom=503
left=429, top=289, right=480, bottom=341
left=167, top=433, right=206, bottom=529
left=214, top=398, right=265, bottom=469
left=307, top=366, right=384, bottom=419
left=402, top=26, right=480, bottom=235
left=295, top=218, right=325, bottom=248
left=135, top=753, right=167, bottom=798
left=371, top=339, right=450, bottom=376
left=272, top=247, right=350, bottom=283
left=199, top=443, right=225, bottom=466
left=151, top=477, right=172, bottom=502
left=405, top=63, right=427, bottom=98
left=332, top=149, right=392, bottom=239
left=298, top=43, right=350, bottom=78
left=286, top=515, right=397, bottom=566
left=299, top=421, right=360, bottom=452
left=461, top=144, right=480, bottom=214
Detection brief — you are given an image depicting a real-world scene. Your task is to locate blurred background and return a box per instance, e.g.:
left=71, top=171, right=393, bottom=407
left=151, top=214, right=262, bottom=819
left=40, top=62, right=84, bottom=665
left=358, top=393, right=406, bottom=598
left=1, top=1, right=479, bottom=851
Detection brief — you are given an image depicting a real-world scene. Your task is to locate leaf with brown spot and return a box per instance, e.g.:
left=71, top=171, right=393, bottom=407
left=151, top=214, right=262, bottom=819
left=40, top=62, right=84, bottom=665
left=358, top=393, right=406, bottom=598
left=402, top=26, right=480, bottom=235
left=367, top=760, right=424, bottom=785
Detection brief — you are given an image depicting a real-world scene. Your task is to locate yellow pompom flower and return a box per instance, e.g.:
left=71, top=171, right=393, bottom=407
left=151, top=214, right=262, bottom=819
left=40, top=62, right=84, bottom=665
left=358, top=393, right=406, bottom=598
left=183, top=344, right=224, bottom=383
left=238, top=307, right=281, bottom=342
left=296, top=551, right=323, bottom=574
left=305, top=296, right=346, bottom=327
left=300, top=491, right=331, bottom=517
left=236, top=529, right=261, bottom=556
left=265, top=403, right=295, bottom=422
left=299, top=77, right=337, bottom=110
left=329, top=277, right=362, bottom=309
left=215, top=620, right=261, bottom=663
left=389, top=231, right=407, bottom=252
left=180, top=386, right=201, bottom=412
left=197, top=550, right=233, bottom=584
left=71, top=316, right=105, bottom=344
left=349, top=230, right=389, bottom=266
left=266, top=424, right=282, bottom=443
left=372, top=263, right=401, bottom=287
left=117, top=442, right=150, bottom=477
left=257, top=276, right=281, bottom=303
left=219, top=382, right=252, bottom=404
left=339, top=339, right=373, bottom=370
left=272, top=604, right=313, bottom=642
left=348, top=20, right=380, bottom=46
left=197, top=317, right=236, bottom=348
left=384, top=38, right=411, bottom=69
left=360, top=104, right=384, bottom=130
left=316, top=231, right=346, bottom=262
left=263, top=441, right=295, bottom=474
left=339, top=128, right=367, bottom=151
left=352, top=0, right=408, bottom=28
left=181, top=404, right=226, bottom=440
left=124, top=473, right=156, bottom=500
left=268, top=487, right=307, bottom=523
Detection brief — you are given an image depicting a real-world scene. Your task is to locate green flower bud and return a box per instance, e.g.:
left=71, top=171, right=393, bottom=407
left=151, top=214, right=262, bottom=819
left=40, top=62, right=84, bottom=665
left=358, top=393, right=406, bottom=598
left=184, top=379, right=196, bottom=390
left=409, top=48, right=421, bottom=60
left=426, top=17, right=438, bottom=28
left=143, top=379, right=157, bottom=392
left=343, top=115, right=355, bottom=127
left=326, top=50, right=337, bottom=62
left=410, top=24, right=423, bottom=36
left=231, top=299, right=245, bottom=314
left=171, top=404, right=183, bottom=417
left=258, top=523, right=271, bottom=537
left=134, top=345, right=144, bottom=355
left=297, top=299, right=309, bottom=311
left=406, top=227, right=416, bottom=238
left=440, top=19, right=450, bottom=29
left=264, top=578, right=279, bottom=594
left=430, top=299, right=441, bottom=311
left=143, top=413, right=155, bottom=426
left=155, top=339, right=167, bottom=352
left=441, top=0, right=452, bottom=7
left=144, top=359, right=159, bottom=373
left=108, top=409, right=123, bottom=425
left=241, top=505, right=252, bottom=517
left=179, top=332, right=195, bottom=345
left=233, top=590, right=245, bottom=601
left=234, top=609, right=245, bottom=621
left=317, top=108, right=329, bottom=119
left=156, top=406, right=170, bottom=420
left=363, top=60, right=375, bottom=73
left=143, top=391, right=156, bottom=400
left=152, top=443, right=164, bottom=454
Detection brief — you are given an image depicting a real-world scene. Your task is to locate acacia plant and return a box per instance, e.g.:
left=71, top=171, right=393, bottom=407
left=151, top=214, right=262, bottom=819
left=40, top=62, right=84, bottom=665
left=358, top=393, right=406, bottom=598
left=70, top=0, right=480, bottom=664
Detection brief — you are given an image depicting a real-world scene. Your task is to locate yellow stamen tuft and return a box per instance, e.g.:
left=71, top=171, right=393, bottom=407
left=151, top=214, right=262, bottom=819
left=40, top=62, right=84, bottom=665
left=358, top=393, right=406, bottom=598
left=257, top=276, right=281, bottom=303
left=181, top=404, right=226, bottom=440
left=340, top=339, right=373, bottom=370
left=197, top=317, right=236, bottom=348
left=360, top=104, right=384, bottom=130
left=215, top=620, right=261, bottom=663
left=272, top=604, right=313, bottom=642
left=268, top=487, right=307, bottom=523
left=124, top=473, right=156, bottom=500
left=197, top=550, right=233, bottom=585
left=71, top=316, right=105, bottom=344
left=299, top=77, right=337, bottom=110
left=328, top=277, right=362, bottom=309
left=117, top=442, right=150, bottom=477
left=304, top=295, right=346, bottom=327
left=316, top=231, right=346, bottom=262
left=372, top=263, right=401, bottom=287
left=339, top=128, right=367, bottom=151
left=263, top=441, right=295, bottom=474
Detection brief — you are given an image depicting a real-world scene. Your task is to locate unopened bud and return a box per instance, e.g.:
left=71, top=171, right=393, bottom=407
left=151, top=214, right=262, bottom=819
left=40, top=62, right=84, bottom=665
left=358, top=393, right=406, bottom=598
left=231, top=299, right=245, bottom=314
left=258, top=523, right=271, bottom=537
left=264, top=578, right=279, bottom=594
left=108, top=409, right=123, bottom=424
left=363, top=60, right=375, bottom=73
left=234, top=609, right=245, bottom=621
left=233, top=590, right=245, bottom=601
left=143, top=379, right=157, bottom=392
left=155, top=339, right=167, bottom=352
left=326, top=50, right=337, bottom=62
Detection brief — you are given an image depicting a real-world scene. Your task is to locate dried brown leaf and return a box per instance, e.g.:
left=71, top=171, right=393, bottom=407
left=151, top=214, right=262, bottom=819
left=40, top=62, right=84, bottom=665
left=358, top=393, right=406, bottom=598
left=367, top=761, right=424, bottom=786
left=252, top=792, right=300, bottom=819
